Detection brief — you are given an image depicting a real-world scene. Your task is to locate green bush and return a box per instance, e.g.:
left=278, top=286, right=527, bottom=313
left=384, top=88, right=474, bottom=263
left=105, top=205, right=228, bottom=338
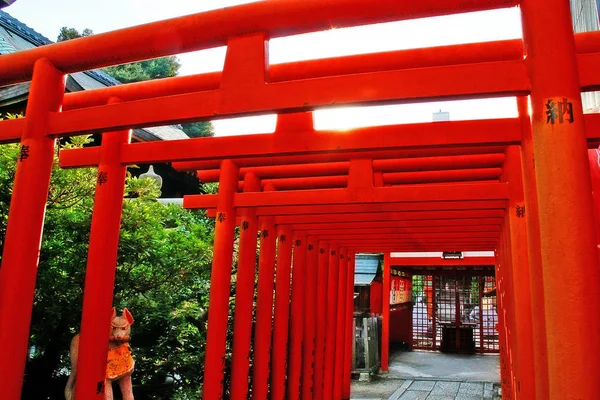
left=0, top=124, right=216, bottom=398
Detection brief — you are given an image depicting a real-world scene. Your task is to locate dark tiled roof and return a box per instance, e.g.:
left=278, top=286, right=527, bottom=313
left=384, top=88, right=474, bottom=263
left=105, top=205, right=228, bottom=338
left=354, top=254, right=381, bottom=286
left=0, top=81, right=29, bottom=106
left=83, top=70, right=120, bottom=87
left=0, top=10, right=187, bottom=141
left=0, top=10, right=51, bottom=46
left=0, top=10, right=119, bottom=86
left=355, top=254, right=381, bottom=274
left=0, top=35, right=15, bottom=53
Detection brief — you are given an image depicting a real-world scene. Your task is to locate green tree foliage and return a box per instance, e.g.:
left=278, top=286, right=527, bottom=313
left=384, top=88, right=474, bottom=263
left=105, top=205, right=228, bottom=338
left=0, top=120, right=216, bottom=398
left=412, top=275, right=424, bottom=298
left=103, top=57, right=182, bottom=83
left=0, top=113, right=24, bottom=244
left=57, top=27, right=180, bottom=83
left=58, top=27, right=180, bottom=83
left=57, top=26, right=93, bottom=42
left=180, top=121, right=215, bottom=138
left=56, top=27, right=214, bottom=139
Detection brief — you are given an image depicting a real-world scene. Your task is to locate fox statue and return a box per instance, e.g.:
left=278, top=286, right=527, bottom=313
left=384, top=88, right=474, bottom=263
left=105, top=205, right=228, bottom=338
left=65, top=308, right=135, bottom=400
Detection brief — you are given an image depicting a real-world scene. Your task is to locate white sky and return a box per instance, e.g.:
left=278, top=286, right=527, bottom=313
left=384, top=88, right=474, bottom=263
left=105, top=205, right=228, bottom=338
left=391, top=252, right=494, bottom=258
left=5, top=0, right=524, bottom=136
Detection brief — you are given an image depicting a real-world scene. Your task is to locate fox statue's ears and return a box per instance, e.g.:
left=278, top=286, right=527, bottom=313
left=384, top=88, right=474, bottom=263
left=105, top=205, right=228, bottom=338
left=111, top=307, right=117, bottom=321
left=123, top=308, right=134, bottom=325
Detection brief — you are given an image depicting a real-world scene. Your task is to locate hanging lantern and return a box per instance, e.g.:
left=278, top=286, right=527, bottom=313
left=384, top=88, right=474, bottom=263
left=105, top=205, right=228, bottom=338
left=140, top=165, right=163, bottom=189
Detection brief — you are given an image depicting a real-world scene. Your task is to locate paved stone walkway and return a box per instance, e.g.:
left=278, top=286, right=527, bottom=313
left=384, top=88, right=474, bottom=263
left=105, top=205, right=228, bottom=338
left=352, top=350, right=500, bottom=399
left=352, top=379, right=498, bottom=400
left=388, top=351, right=500, bottom=382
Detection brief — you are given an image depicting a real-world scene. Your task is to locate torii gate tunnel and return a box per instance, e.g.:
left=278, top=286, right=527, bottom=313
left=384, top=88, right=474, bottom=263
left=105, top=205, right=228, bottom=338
left=1, top=0, right=600, bottom=399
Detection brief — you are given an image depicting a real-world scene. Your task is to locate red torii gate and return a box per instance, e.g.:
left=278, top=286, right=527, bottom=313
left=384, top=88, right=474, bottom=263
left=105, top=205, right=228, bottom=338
left=61, top=112, right=506, bottom=399
left=174, top=136, right=523, bottom=397
left=0, top=1, right=599, bottom=400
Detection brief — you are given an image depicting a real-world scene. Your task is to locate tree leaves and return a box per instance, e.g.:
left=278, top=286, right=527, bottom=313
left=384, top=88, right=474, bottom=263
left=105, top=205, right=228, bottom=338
left=56, top=26, right=182, bottom=84
left=180, top=122, right=215, bottom=138
left=0, top=132, right=216, bottom=397
left=102, top=57, right=182, bottom=84
left=56, top=27, right=217, bottom=143
left=57, top=27, right=93, bottom=42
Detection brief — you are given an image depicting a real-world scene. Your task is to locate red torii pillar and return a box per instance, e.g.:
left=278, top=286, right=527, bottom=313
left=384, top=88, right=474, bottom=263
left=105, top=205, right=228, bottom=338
left=501, top=146, right=536, bottom=399
left=252, top=216, right=277, bottom=399
left=301, top=236, right=319, bottom=399
left=517, top=96, right=549, bottom=400
left=313, top=240, right=330, bottom=400
left=521, top=1, right=600, bottom=397
left=342, top=251, right=356, bottom=400
left=381, top=253, right=391, bottom=373
left=429, top=275, right=435, bottom=352
left=323, top=245, right=341, bottom=399
left=0, top=59, right=65, bottom=400
left=501, top=217, right=521, bottom=400
left=75, top=125, right=131, bottom=400
left=205, top=32, right=270, bottom=400
left=505, top=221, right=522, bottom=399
left=288, top=233, right=308, bottom=400
left=496, top=227, right=515, bottom=399
left=270, top=226, right=293, bottom=400
left=203, top=160, right=239, bottom=400
left=494, top=249, right=509, bottom=397
left=230, top=173, right=261, bottom=400
left=333, top=248, right=348, bottom=399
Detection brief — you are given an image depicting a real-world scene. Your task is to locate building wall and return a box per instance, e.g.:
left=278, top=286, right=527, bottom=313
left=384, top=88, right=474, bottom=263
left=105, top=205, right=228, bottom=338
left=572, top=0, right=599, bottom=31
left=571, top=0, right=600, bottom=111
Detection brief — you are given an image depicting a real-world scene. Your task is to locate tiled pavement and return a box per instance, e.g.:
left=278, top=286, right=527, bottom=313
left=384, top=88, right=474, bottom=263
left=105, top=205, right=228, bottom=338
left=352, top=379, right=497, bottom=400
left=351, top=351, right=500, bottom=399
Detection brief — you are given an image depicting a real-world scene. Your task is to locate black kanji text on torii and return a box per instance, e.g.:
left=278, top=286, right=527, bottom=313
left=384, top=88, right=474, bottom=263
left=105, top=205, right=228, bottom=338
left=96, top=171, right=108, bottom=186
left=546, top=97, right=574, bottom=124
left=18, top=144, right=30, bottom=162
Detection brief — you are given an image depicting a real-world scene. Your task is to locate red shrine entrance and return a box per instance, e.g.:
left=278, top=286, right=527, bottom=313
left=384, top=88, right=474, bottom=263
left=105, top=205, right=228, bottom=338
left=1, top=1, right=600, bottom=399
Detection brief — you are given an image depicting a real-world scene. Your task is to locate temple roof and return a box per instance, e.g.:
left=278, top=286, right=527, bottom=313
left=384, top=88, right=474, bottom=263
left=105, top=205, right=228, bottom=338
left=0, top=10, right=188, bottom=141
left=354, top=254, right=381, bottom=286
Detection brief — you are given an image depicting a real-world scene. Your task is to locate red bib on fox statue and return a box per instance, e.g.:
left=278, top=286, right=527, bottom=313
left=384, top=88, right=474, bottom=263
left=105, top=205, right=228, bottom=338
left=106, top=343, right=135, bottom=380
left=64, top=308, right=135, bottom=400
